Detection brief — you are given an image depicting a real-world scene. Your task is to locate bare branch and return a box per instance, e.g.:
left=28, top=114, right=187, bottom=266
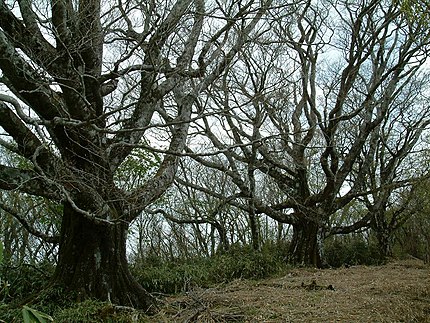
left=0, top=199, right=60, bottom=243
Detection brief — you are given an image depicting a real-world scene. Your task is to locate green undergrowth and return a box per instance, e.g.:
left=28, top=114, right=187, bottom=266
left=0, top=242, right=290, bottom=322
left=1, top=299, right=147, bottom=323
left=0, top=240, right=386, bottom=322
left=133, top=238, right=385, bottom=295
left=324, top=235, right=384, bottom=267
left=0, top=286, right=147, bottom=323
left=0, top=284, right=73, bottom=323
left=53, top=299, right=147, bottom=323
left=0, top=261, right=55, bottom=304
left=131, top=241, right=291, bottom=294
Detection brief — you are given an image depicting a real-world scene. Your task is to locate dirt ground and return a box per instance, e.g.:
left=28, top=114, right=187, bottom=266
left=151, top=258, right=430, bottom=322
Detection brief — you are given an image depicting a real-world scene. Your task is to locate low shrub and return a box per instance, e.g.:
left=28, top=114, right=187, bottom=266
left=54, top=299, right=145, bottom=323
left=209, top=242, right=288, bottom=282
left=0, top=261, right=54, bottom=304
left=0, top=284, right=74, bottom=323
left=131, top=258, right=212, bottom=294
left=132, top=241, right=290, bottom=294
left=323, top=235, right=383, bottom=267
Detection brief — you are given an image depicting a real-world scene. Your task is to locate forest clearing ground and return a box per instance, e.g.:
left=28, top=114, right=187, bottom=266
left=152, top=259, right=430, bottom=322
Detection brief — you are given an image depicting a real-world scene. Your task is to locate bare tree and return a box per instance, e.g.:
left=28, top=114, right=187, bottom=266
left=144, top=157, right=249, bottom=257
left=360, top=76, right=430, bottom=257
left=397, top=176, right=430, bottom=263
left=181, top=0, right=430, bottom=267
left=0, top=0, right=273, bottom=310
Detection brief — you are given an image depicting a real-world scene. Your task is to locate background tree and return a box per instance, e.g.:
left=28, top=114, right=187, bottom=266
left=362, top=75, right=430, bottom=257
left=0, top=0, right=273, bottom=310
left=142, top=157, right=255, bottom=258
left=396, top=178, right=430, bottom=263
left=0, top=147, right=59, bottom=265
left=179, top=0, right=430, bottom=267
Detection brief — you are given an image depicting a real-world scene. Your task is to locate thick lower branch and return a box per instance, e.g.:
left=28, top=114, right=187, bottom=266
left=0, top=164, right=60, bottom=200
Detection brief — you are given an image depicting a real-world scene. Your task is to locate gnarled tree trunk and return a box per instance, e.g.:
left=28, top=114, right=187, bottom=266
left=288, top=220, right=322, bottom=268
left=52, top=203, right=157, bottom=312
left=375, top=229, right=394, bottom=259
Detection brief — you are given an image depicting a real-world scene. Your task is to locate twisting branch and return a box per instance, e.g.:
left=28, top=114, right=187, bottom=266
left=0, top=199, right=60, bottom=243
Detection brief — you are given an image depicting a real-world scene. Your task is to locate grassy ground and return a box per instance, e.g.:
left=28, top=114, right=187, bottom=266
left=151, top=258, right=430, bottom=322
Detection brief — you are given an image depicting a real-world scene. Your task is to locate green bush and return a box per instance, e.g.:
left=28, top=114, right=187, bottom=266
left=1, top=300, right=146, bottom=323
left=0, top=262, right=54, bottom=304
left=22, top=305, right=54, bottom=323
left=54, top=300, right=146, bottom=323
left=132, top=258, right=212, bottom=294
left=323, top=235, right=383, bottom=267
left=209, top=242, right=288, bottom=282
left=132, top=241, right=290, bottom=294
left=0, top=285, right=74, bottom=323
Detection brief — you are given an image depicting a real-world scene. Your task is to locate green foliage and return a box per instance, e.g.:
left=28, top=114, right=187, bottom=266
left=0, top=285, right=71, bottom=323
left=393, top=179, right=430, bottom=263
left=0, top=305, right=21, bottom=323
left=0, top=262, right=54, bottom=304
left=0, top=262, right=56, bottom=323
left=22, top=305, right=53, bottom=323
left=0, top=241, right=3, bottom=265
left=394, top=219, right=430, bottom=262
left=0, top=284, right=129, bottom=322
left=132, top=241, right=290, bottom=294
left=0, top=241, right=7, bottom=304
left=210, top=242, right=288, bottom=282
left=324, top=235, right=383, bottom=267
left=133, top=259, right=209, bottom=294
left=1, top=299, right=146, bottom=323
left=114, top=148, right=160, bottom=190
left=396, top=0, right=430, bottom=26
left=53, top=300, right=146, bottom=323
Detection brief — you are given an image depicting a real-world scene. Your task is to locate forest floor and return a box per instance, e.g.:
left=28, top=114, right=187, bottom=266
left=151, top=258, right=430, bottom=322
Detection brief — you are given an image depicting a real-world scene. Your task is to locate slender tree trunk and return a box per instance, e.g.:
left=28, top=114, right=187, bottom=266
left=288, top=220, right=322, bottom=267
left=276, top=222, right=285, bottom=243
left=213, top=222, right=229, bottom=253
left=2, top=220, right=13, bottom=264
left=52, top=203, right=157, bottom=312
left=249, top=213, right=260, bottom=251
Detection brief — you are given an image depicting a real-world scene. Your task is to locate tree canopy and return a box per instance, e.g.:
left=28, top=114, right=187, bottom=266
left=1, top=0, right=430, bottom=312
left=0, top=0, right=276, bottom=310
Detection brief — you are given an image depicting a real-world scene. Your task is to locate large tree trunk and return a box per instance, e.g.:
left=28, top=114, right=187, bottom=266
left=375, top=229, right=393, bottom=259
left=52, top=203, right=157, bottom=313
left=288, top=220, right=322, bottom=267
left=371, top=210, right=394, bottom=260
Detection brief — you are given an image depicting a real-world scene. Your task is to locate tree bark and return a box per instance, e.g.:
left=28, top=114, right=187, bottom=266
left=52, top=203, right=157, bottom=313
left=371, top=208, right=394, bottom=259
left=375, top=229, right=393, bottom=259
left=249, top=213, right=260, bottom=251
left=288, top=220, right=322, bottom=268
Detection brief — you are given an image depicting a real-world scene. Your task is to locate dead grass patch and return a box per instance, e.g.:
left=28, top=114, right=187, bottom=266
left=150, top=259, right=430, bottom=322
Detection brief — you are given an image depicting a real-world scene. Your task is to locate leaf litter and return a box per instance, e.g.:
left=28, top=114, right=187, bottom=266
left=150, top=258, right=430, bottom=322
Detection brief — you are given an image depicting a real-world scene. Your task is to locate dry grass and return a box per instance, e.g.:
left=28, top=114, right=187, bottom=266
left=150, top=259, right=430, bottom=322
